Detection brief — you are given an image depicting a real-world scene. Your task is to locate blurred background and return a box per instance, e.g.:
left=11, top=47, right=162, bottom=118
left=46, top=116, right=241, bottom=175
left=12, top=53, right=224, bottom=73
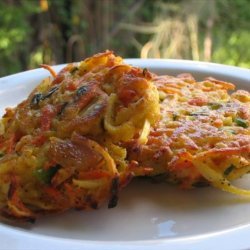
left=0, top=0, right=249, bottom=77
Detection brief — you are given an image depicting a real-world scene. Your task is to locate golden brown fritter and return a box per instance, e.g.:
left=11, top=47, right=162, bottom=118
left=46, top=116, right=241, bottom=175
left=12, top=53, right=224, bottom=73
left=126, top=73, right=250, bottom=194
left=0, top=51, right=160, bottom=220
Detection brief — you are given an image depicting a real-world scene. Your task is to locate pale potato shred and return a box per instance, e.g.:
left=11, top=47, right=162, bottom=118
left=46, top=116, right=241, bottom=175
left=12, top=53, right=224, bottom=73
left=0, top=51, right=249, bottom=221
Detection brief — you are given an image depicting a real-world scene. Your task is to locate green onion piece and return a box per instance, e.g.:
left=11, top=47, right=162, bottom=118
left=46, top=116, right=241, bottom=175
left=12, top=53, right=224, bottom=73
left=189, top=112, right=209, bottom=116
left=225, top=129, right=236, bottom=135
left=35, top=164, right=61, bottom=184
left=219, top=127, right=236, bottom=134
left=234, top=118, right=248, bottom=128
left=208, top=102, right=223, bottom=110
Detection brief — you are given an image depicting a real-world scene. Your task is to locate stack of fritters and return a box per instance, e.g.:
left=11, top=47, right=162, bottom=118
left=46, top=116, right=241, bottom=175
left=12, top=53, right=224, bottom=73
left=0, top=51, right=249, bottom=221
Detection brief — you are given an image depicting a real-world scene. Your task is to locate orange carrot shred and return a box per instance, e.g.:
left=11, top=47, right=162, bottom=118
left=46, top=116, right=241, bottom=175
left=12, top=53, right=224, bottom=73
left=40, top=64, right=57, bottom=78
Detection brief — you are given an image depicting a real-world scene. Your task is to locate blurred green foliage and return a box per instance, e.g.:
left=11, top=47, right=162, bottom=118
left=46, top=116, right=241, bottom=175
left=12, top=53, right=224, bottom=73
left=0, top=1, right=39, bottom=76
left=0, top=0, right=249, bottom=77
left=213, top=0, right=250, bottom=67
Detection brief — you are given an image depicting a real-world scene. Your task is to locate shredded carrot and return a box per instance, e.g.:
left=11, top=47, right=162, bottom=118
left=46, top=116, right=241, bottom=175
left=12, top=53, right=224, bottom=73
left=52, top=74, right=64, bottom=85
left=118, top=88, right=137, bottom=107
left=206, top=77, right=235, bottom=90
left=164, top=83, right=182, bottom=89
left=202, top=87, right=212, bottom=92
left=66, top=82, right=77, bottom=91
left=63, top=183, right=77, bottom=203
left=78, top=170, right=111, bottom=180
left=196, top=145, right=250, bottom=159
left=40, top=64, right=57, bottom=78
left=44, top=187, right=62, bottom=201
left=43, top=160, right=57, bottom=170
left=127, top=161, right=153, bottom=176
left=119, top=172, right=134, bottom=188
left=7, top=177, right=34, bottom=218
left=40, top=105, right=57, bottom=131
left=32, top=134, right=47, bottom=146
left=150, top=128, right=174, bottom=137
left=159, top=86, right=182, bottom=95
left=5, top=132, right=22, bottom=153
left=188, top=97, right=208, bottom=106
left=6, top=134, right=16, bottom=153
left=212, top=119, right=223, bottom=128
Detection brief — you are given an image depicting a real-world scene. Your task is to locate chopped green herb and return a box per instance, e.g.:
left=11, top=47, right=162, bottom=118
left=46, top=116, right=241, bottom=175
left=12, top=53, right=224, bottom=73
left=0, top=152, right=4, bottom=158
left=224, top=164, right=235, bottom=176
left=208, top=102, right=223, bottom=110
left=219, top=127, right=236, bottom=134
left=189, top=112, right=209, bottom=116
left=35, top=164, right=61, bottom=184
left=234, top=118, right=248, bottom=128
left=226, top=129, right=236, bottom=135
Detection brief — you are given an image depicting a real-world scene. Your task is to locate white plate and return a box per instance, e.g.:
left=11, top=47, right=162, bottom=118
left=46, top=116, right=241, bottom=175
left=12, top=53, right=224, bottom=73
left=0, top=60, right=249, bottom=250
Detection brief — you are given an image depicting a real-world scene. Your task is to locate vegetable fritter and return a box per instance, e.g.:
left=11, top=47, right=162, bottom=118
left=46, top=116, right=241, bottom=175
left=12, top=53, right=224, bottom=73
left=0, top=51, right=160, bottom=220
left=126, top=73, right=250, bottom=194
left=0, top=50, right=249, bottom=222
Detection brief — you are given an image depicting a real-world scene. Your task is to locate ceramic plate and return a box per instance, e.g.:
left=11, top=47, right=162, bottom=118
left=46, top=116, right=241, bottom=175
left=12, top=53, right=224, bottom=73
left=0, top=59, right=249, bottom=250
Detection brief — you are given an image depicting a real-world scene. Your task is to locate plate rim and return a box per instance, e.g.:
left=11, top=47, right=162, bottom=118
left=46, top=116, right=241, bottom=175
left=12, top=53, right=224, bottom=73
left=0, top=59, right=249, bottom=81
